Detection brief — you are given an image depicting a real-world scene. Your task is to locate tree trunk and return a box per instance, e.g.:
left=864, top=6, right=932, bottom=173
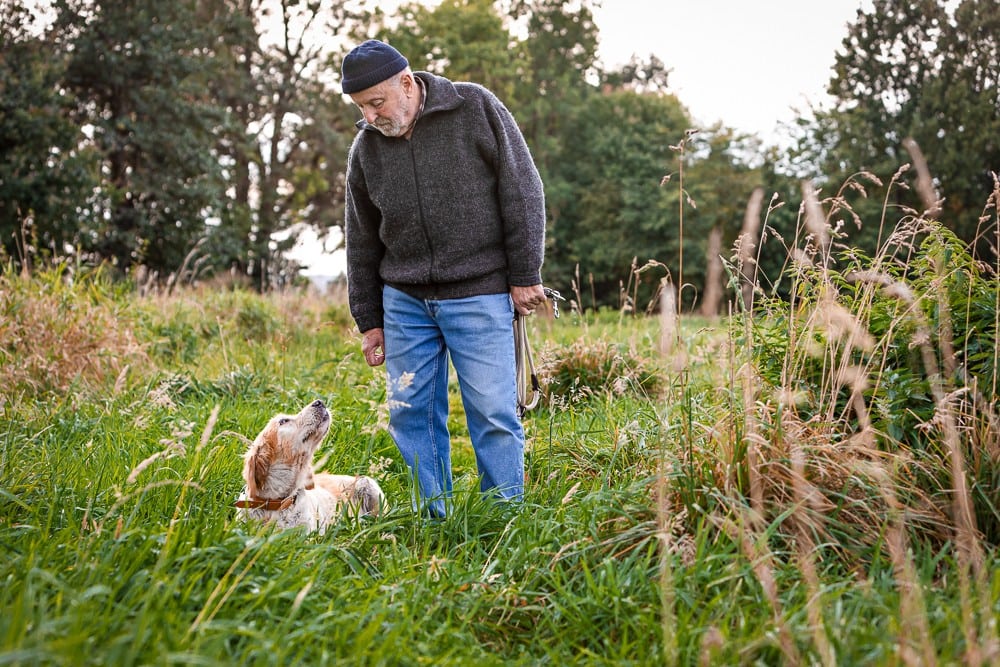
left=738, top=187, right=765, bottom=311
left=699, top=225, right=724, bottom=317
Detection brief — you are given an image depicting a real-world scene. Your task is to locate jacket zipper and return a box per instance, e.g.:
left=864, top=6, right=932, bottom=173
left=408, top=140, right=436, bottom=284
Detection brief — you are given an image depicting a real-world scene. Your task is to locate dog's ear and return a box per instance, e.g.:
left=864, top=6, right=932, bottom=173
left=243, top=437, right=272, bottom=497
left=242, top=448, right=260, bottom=498
left=246, top=418, right=284, bottom=495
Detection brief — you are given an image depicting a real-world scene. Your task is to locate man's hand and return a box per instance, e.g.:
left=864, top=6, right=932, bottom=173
left=361, top=327, right=386, bottom=367
left=511, top=284, right=546, bottom=316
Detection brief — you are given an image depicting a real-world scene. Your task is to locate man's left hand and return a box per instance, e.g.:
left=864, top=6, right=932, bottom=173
left=511, top=284, right=546, bottom=316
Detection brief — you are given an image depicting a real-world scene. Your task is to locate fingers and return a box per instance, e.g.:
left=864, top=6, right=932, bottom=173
left=361, top=329, right=386, bottom=367
left=511, top=285, right=546, bottom=316
left=364, top=347, right=385, bottom=367
left=520, top=296, right=545, bottom=315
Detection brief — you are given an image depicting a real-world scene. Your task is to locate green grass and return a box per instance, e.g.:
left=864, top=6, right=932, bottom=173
left=1, top=267, right=998, bottom=666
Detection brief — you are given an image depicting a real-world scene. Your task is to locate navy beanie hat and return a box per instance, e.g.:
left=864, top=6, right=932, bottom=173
left=341, top=40, right=409, bottom=94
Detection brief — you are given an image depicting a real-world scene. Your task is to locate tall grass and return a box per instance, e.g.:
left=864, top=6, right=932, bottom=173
left=655, top=155, right=1000, bottom=665
left=2, top=166, right=999, bottom=665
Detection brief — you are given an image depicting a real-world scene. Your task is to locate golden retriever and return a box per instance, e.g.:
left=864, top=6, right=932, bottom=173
left=235, top=399, right=384, bottom=533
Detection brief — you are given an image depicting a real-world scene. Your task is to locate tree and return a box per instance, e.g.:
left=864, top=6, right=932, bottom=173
left=504, top=0, right=600, bottom=175
left=374, top=0, right=770, bottom=311
left=0, top=1, right=96, bottom=266
left=240, top=0, right=357, bottom=287
left=3, top=0, right=358, bottom=287
left=800, top=0, right=999, bottom=256
left=51, top=0, right=232, bottom=275
left=601, top=53, right=672, bottom=96
left=196, top=0, right=358, bottom=288
left=377, top=0, right=523, bottom=108
left=681, top=127, right=766, bottom=313
left=543, top=88, right=692, bottom=309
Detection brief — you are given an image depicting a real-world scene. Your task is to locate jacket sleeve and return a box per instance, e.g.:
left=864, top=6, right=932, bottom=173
left=345, top=140, right=386, bottom=333
left=484, top=93, right=546, bottom=287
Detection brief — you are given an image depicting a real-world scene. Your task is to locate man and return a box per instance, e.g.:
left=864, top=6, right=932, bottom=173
left=341, top=40, right=547, bottom=517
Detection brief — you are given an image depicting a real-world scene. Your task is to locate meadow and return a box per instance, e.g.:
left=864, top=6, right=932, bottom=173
left=1, top=176, right=999, bottom=665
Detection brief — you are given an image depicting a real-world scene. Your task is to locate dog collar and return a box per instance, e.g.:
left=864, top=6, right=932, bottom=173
left=234, top=494, right=296, bottom=511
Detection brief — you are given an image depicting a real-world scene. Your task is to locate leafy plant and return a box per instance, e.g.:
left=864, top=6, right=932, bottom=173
left=536, top=336, right=663, bottom=403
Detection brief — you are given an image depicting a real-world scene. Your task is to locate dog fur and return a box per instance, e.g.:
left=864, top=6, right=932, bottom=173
left=235, top=400, right=384, bottom=533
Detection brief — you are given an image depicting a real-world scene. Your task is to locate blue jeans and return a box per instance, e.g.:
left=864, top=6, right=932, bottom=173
left=383, top=285, right=525, bottom=517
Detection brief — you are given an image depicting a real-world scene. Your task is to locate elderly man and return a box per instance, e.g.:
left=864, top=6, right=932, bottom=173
left=341, top=40, right=547, bottom=517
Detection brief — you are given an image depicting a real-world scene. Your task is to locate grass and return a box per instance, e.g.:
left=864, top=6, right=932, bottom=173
left=2, top=167, right=1000, bottom=667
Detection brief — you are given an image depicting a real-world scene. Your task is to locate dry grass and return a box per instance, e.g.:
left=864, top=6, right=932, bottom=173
left=0, top=264, right=147, bottom=405
left=0, top=263, right=353, bottom=410
left=535, top=335, right=665, bottom=403
left=658, top=142, right=1000, bottom=664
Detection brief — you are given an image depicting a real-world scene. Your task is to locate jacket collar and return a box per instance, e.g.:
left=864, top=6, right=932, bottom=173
left=355, top=71, right=464, bottom=133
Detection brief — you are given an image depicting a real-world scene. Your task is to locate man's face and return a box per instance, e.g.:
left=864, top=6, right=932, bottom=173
left=350, top=73, right=415, bottom=137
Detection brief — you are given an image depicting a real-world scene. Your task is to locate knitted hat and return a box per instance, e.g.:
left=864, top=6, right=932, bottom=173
left=341, top=40, right=409, bottom=94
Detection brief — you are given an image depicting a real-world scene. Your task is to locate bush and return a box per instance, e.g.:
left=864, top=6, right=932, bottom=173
left=741, top=219, right=999, bottom=546
left=536, top=336, right=664, bottom=404
left=0, top=263, right=146, bottom=403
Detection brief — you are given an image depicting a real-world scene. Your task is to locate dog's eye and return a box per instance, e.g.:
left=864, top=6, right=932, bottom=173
left=278, top=418, right=291, bottom=425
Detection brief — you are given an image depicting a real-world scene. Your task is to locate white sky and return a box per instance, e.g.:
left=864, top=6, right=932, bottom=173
left=591, top=0, right=870, bottom=140
left=296, top=0, right=872, bottom=276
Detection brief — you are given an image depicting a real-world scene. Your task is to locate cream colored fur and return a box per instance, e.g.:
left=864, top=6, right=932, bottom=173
left=236, top=400, right=384, bottom=533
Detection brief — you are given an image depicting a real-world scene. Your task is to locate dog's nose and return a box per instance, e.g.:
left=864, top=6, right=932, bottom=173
left=311, top=399, right=325, bottom=408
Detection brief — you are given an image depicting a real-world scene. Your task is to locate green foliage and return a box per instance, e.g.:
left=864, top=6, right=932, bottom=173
left=745, top=220, right=1000, bottom=544
left=0, top=2, right=97, bottom=261
left=1, top=272, right=998, bottom=664
left=141, top=316, right=202, bottom=364
left=796, top=0, right=1000, bottom=255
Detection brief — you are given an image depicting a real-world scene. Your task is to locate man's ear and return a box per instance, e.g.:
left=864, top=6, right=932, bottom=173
left=401, top=71, right=415, bottom=96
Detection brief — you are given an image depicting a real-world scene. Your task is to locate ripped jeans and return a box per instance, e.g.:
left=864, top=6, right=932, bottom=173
left=382, top=285, right=525, bottom=517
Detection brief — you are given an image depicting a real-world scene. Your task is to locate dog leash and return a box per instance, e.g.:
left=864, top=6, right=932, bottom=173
left=515, top=287, right=564, bottom=417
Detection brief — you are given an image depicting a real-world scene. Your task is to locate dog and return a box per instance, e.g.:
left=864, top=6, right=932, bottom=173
left=234, top=399, right=384, bottom=533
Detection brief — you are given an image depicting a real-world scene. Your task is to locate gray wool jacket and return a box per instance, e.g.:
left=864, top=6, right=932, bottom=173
left=344, top=71, right=546, bottom=334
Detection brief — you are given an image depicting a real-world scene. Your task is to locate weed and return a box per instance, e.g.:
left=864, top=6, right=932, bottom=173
left=0, top=263, right=146, bottom=404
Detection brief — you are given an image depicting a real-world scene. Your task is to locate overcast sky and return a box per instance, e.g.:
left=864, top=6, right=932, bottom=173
left=591, top=0, right=870, bottom=141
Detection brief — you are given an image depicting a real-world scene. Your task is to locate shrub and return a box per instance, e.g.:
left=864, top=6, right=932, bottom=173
left=740, top=216, right=999, bottom=547
left=536, top=336, right=663, bottom=403
left=0, top=263, right=146, bottom=403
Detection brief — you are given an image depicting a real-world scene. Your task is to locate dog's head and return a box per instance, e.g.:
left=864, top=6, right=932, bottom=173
left=242, top=400, right=331, bottom=499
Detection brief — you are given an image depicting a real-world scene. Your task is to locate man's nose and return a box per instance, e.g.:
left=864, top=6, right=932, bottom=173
left=364, top=108, right=378, bottom=124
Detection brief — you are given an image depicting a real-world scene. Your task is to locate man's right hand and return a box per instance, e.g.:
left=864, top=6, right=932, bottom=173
left=362, top=328, right=386, bottom=367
